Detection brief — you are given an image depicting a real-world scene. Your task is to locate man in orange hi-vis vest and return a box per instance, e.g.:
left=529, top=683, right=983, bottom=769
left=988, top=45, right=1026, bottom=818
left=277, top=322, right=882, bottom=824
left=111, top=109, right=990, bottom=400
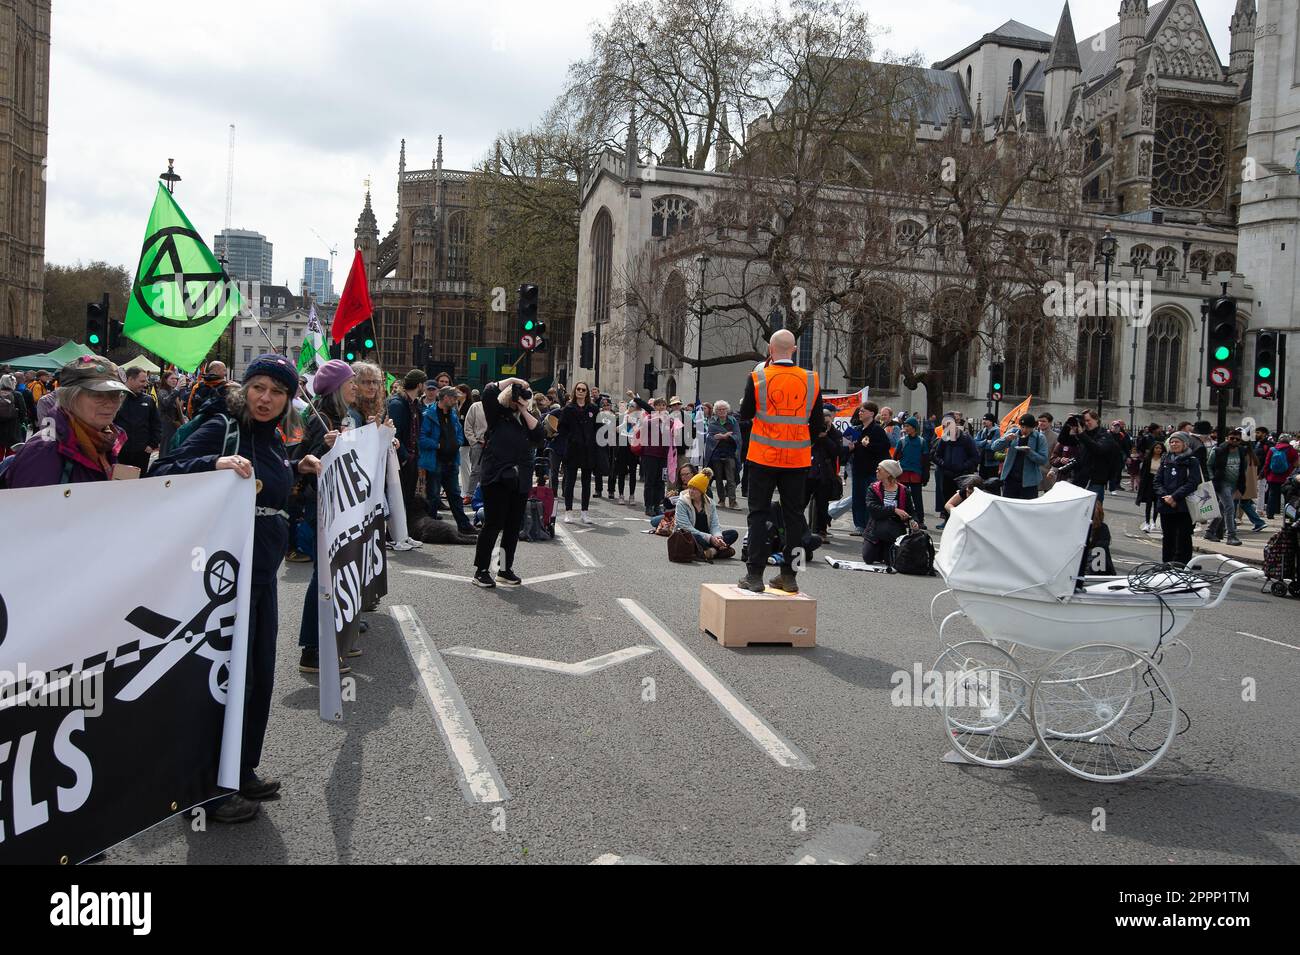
left=738, top=329, right=824, bottom=594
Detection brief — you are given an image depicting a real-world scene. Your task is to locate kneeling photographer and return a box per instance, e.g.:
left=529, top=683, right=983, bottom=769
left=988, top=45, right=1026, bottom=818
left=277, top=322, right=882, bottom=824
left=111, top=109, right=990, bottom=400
left=472, top=377, right=545, bottom=589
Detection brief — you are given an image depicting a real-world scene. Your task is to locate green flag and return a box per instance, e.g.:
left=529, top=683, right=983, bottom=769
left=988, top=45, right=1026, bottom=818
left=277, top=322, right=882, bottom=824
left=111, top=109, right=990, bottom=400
left=297, top=304, right=328, bottom=379
left=123, top=184, right=243, bottom=372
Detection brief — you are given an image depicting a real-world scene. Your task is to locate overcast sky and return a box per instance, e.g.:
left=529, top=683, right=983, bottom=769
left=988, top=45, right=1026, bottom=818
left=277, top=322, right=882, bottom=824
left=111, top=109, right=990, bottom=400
left=46, top=0, right=1238, bottom=297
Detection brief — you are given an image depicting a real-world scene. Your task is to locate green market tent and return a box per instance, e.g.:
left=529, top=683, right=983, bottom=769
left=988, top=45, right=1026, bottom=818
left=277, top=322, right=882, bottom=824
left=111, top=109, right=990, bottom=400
left=4, top=340, right=95, bottom=371
left=120, top=354, right=161, bottom=373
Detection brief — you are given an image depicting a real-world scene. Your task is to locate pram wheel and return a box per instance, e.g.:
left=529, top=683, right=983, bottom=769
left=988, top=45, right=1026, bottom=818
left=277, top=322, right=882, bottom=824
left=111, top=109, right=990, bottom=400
left=1029, top=645, right=1176, bottom=782
left=1288, top=581, right=1300, bottom=598
left=942, top=666, right=1038, bottom=767
left=935, top=640, right=1019, bottom=677
left=1272, top=581, right=1289, bottom=597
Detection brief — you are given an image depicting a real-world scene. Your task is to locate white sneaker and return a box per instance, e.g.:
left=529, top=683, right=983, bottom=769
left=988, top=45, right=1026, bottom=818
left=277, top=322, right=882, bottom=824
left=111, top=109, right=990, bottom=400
left=405, top=537, right=424, bottom=548
left=563, top=511, right=573, bottom=524
left=580, top=511, right=595, bottom=525
left=392, top=540, right=417, bottom=552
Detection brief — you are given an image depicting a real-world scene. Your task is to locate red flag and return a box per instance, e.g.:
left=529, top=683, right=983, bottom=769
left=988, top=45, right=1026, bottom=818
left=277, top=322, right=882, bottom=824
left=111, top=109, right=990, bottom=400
left=330, top=249, right=373, bottom=342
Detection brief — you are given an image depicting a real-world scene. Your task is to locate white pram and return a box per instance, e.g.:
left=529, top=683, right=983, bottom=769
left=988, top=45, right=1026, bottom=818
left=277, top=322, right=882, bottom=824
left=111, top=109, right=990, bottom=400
left=930, top=482, right=1262, bottom=782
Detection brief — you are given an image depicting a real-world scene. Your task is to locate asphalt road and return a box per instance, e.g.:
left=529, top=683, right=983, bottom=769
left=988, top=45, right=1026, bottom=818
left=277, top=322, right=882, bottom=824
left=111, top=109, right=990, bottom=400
left=110, top=485, right=1300, bottom=865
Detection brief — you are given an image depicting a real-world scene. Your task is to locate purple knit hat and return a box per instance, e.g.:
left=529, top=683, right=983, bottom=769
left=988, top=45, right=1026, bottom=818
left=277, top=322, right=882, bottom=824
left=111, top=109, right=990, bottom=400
left=313, top=359, right=355, bottom=396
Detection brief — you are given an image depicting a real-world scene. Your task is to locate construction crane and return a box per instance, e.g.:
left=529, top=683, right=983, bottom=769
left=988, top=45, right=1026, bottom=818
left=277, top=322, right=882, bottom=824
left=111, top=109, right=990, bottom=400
left=310, top=228, right=339, bottom=301
left=224, top=124, right=235, bottom=230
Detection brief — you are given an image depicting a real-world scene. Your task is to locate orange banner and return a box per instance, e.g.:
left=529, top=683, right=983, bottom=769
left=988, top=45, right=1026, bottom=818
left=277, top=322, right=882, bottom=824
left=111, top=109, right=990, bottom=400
left=822, top=387, right=869, bottom=418
left=999, top=395, right=1032, bottom=435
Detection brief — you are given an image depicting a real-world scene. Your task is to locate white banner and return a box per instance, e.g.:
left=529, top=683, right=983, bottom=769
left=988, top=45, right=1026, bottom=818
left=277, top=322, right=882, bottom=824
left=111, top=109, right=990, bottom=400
left=0, top=471, right=253, bottom=864
left=314, top=423, right=392, bottom=721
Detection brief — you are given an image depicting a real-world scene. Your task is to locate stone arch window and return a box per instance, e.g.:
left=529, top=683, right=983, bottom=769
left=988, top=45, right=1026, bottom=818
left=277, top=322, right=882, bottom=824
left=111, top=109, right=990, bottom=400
left=14, top=41, right=31, bottom=115
left=10, top=167, right=24, bottom=236
left=1012, top=59, right=1023, bottom=91
left=1029, top=234, right=1053, bottom=268
left=931, top=289, right=974, bottom=395
left=445, top=211, right=469, bottom=282
left=651, top=195, right=696, bottom=238
left=1154, top=246, right=1179, bottom=277
left=1151, top=105, right=1226, bottom=209
left=966, top=65, right=972, bottom=92
left=1189, top=250, right=1212, bottom=278
left=1129, top=244, right=1152, bottom=270
left=849, top=284, right=901, bottom=392
left=1142, top=310, right=1185, bottom=406
left=1067, top=237, right=1092, bottom=270
left=1003, top=296, right=1044, bottom=397
left=1214, top=251, right=1235, bottom=273
left=894, top=219, right=922, bottom=247
left=661, top=271, right=688, bottom=362
left=1074, top=312, right=1120, bottom=401
left=591, top=208, right=613, bottom=327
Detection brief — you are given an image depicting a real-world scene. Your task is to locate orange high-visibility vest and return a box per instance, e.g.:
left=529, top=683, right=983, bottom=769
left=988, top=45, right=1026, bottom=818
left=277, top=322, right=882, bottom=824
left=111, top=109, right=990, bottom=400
left=746, top=363, right=819, bottom=469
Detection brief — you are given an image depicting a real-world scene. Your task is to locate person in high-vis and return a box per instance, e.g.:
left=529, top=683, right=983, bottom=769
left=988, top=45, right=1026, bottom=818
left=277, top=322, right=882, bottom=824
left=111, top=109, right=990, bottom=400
left=738, top=329, right=824, bottom=593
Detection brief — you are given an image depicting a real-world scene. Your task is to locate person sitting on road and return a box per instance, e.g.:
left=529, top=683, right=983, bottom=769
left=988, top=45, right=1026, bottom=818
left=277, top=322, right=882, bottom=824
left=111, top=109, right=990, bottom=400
left=862, top=459, right=919, bottom=565
left=672, top=467, right=738, bottom=560
left=650, top=462, right=698, bottom=534
left=943, top=473, right=1000, bottom=519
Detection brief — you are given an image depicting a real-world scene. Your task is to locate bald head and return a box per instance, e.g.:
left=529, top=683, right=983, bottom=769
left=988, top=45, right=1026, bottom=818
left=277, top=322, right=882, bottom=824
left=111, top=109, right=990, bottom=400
left=769, top=329, right=797, bottom=360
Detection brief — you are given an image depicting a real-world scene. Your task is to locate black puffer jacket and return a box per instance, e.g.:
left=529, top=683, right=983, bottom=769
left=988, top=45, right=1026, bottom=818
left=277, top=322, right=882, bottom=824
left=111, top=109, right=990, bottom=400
left=558, top=401, right=598, bottom=467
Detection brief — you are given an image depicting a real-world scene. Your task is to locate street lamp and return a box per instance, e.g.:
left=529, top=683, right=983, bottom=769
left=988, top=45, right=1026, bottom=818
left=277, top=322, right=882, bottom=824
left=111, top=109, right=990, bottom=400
left=159, top=158, right=181, bottom=194
left=694, top=252, right=710, bottom=402
left=1128, top=280, right=1144, bottom=428
left=1097, top=228, right=1118, bottom=418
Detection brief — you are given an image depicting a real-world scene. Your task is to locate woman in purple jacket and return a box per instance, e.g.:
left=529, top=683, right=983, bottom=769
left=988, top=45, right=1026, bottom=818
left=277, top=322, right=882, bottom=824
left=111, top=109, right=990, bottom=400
left=2, top=355, right=131, bottom=488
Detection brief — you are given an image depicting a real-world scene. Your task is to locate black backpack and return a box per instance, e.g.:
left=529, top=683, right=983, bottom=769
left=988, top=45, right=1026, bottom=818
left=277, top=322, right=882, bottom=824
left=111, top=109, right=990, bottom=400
left=891, top=529, right=936, bottom=576
left=520, top=497, right=551, bottom=542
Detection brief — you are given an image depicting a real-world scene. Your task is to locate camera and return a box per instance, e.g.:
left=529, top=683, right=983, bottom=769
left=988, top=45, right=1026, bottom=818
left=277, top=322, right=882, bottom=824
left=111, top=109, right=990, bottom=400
left=513, top=384, right=533, bottom=402
left=1064, top=414, right=1081, bottom=431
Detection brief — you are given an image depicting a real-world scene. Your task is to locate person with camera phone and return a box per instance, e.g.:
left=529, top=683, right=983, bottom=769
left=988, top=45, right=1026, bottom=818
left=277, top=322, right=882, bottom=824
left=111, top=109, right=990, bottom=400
left=991, top=413, right=1048, bottom=499
left=472, top=378, right=545, bottom=588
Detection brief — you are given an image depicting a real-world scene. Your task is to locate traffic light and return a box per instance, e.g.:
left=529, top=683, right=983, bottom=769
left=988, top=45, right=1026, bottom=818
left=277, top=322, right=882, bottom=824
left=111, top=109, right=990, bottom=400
left=412, top=330, right=425, bottom=368
left=579, top=330, right=594, bottom=369
left=518, top=284, right=544, bottom=352
left=1206, top=297, right=1238, bottom=388
left=989, top=361, right=1005, bottom=400
left=107, top=317, right=125, bottom=352
left=85, top=300, right=106, bottom=354
left=344, top=320, right=376, bottom=362
left=1254, top=330, right=1278, bottom=399
left=643, top=361, right=656, bottom=392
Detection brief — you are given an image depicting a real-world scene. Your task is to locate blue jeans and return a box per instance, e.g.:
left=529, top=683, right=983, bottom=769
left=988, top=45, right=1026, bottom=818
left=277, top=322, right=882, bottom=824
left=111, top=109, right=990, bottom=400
left=851, top=466, right=870, bottom=531
left=1240, top=498, right=1266, bottom=530
left=428, top=459, right=471, bottom=531
left=1087, top=482, right=1106, bottom=502
left=1216, top=485, right=1239, bottom=540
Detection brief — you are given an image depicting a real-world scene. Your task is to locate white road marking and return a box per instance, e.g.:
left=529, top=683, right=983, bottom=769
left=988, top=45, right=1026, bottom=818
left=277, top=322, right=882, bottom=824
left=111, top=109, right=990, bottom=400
left=555, top=522, right=601, bottom=567
left=521, top=570, right=591, bottom=586
left=389, top=605, right=510, bottom=804
left=1236, top=631, right=1300, bottom=652
left=442, top=645, right=656, bottom=675
left=405, top=569, right=474, bottom=583
left=786, top=823, right=881, bottom=865
left=617, top=598, right=813, bottom=770
left=589, top=853, right=663, bottom=865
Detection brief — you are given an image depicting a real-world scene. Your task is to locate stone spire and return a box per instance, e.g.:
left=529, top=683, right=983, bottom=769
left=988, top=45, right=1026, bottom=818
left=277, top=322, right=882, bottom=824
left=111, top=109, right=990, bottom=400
left=1118, top=0, right=1149, bottom=67
left=972, top=93, right=983, bottom=137
left=399, top=138, right=406, bottom=176
left=356, top=188, right=378, bottom=240
left=1045, top=2, right=1082, bottom=74
left=1228, top=0, right=1257, bottom=79
left=624, top=98, right=639, bottom=180
left=435, top=135, right=444, bottom=176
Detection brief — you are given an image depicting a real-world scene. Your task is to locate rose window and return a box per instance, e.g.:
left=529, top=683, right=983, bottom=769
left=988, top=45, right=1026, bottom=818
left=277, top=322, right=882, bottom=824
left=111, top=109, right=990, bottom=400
left=1151, top=105, right=1225, bottom=208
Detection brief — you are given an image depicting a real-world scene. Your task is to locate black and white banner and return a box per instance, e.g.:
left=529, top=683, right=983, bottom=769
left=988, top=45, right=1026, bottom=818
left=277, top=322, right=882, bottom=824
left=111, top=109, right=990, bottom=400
left=314, top=423, right=392, bottom=721
left=0, top=472, right=253, bottom=864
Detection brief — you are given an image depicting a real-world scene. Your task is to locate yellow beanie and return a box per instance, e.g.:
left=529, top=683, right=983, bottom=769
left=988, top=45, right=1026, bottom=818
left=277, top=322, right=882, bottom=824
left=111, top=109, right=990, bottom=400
left=688, top=468, right=713, bottom=494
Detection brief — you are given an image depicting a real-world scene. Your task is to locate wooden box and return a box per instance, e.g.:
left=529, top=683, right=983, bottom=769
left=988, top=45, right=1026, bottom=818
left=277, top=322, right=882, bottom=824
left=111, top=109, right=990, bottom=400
left=698, top=583, right=816, bottom=648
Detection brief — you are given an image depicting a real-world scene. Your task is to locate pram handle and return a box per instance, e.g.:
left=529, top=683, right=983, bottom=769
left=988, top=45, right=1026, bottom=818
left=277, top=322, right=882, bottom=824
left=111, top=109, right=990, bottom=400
left=1185, top=555, right=1265, bottom=609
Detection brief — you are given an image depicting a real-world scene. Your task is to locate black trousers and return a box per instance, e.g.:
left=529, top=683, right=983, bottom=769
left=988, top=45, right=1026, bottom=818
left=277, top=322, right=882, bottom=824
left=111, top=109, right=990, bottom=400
left=563, top=460, right=592, bottom=511
left=1160, top=511, right=1194, bottom=565
left=642, top=456, right=667, bottom=515
left=611, top=446, right=638, bottom=496
left=746, top=463, right=808, bottom=575
left=399, top=456, right=419, bottom=514
left=242, top=582, right=278, bottom=782
left=475, top=481, right=527, bottom=572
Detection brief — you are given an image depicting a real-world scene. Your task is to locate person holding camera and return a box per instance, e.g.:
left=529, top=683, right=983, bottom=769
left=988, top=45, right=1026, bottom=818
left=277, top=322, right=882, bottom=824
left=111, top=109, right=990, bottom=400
left=472, top=378, right=545, bottom=588
left=991, top=413, right=1049, bottom=499
left=1056, top=409, right=1120, bottom=501
left=1155, top=431, right=1201, bottom=565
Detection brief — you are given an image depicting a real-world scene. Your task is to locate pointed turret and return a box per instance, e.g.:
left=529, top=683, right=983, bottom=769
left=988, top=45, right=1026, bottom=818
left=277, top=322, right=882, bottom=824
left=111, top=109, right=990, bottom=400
left=1118, top=0, right=1149, bottom=68
left=972, top=93, right=984, bottom=139
left=714, top=110, right=732, bottom=172
left=1044, top=3, right=1083, bottom=136
left=1045, top=3, right=1082, bottom=74
left=398, top=138, right=406, bottom=176
left=1228, top=0, right=1256, bottom=81
left=624, top=99, right=639, bottom=180
left=355, top=188, right=379, bottom=275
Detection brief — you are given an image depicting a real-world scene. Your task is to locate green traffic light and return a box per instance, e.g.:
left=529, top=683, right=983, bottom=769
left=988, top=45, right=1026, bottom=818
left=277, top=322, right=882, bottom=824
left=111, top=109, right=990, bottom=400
left=346, top=351, right=356, bottom=361
left=1214, top=345, right=1231, bottom=360
left=1259, top=367, right=1272, bottom=379
left=992, top=382, right=1002, bottom=391
left=88, top=333, right=100, bottom=345
left=524, top=320, right=535, bottom=331
left=364, top=339, right=375, bottom=350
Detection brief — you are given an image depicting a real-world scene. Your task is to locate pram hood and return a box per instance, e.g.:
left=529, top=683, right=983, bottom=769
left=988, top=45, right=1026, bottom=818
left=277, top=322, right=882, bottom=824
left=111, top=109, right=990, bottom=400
left=935, top=481, right=1097, bottom=601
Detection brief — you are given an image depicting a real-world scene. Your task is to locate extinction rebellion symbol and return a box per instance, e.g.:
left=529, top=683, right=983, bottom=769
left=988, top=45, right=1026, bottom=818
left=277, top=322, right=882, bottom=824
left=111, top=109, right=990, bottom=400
left=133, top=227, right=238, bottom=328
